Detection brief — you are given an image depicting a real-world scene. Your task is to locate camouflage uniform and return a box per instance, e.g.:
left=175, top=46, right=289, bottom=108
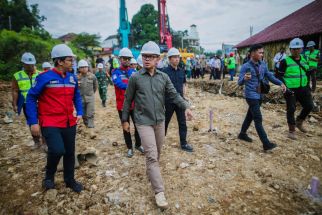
left=95, top=70, right=108, bottom=106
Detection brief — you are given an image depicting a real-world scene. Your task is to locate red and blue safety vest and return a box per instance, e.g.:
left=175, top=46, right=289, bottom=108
left=112, top=66, right=136, bottom=111
left=26, top=68, right=83, bottom=128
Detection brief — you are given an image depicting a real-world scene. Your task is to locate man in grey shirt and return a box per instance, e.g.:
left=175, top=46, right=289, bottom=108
left=122, top=41, right=193, bottom=209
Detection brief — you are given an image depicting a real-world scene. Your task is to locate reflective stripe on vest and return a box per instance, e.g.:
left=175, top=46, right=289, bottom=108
left=228, top=57, right=235, bottom=69
left=283, top=56, right=309, bottom=88
left=305, top=49, right=320, bottom=68
left=13, top=70, right=39, bottom=100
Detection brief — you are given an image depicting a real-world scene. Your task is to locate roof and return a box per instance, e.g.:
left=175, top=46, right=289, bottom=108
left=236, top=0, right=322, bottom=48
left=58, top=33, right=77, bottom=42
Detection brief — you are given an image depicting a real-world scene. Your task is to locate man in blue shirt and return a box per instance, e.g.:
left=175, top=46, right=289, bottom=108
left=238, top=44, right=286, bottom=151
left=163, top=47, right=193, bottom=152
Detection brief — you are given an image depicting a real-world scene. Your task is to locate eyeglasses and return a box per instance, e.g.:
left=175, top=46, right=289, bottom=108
left=142, top=55, right=158, bottom=60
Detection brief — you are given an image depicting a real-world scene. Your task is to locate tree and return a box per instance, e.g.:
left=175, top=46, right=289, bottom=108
left=71, top=32, right=101, bottom=57
left=0, top=0, right=46, bottom=32
left=131, top=4, right=159, bottom=46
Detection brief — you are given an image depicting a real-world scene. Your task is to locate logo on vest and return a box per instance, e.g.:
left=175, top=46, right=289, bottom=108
left=69, top=76, right=76, bottom=84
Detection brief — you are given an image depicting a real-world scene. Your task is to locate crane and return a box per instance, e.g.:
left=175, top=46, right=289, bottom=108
left=119, top=0, right=130, bottom=48
left=158, top=0, right=172, bottom=51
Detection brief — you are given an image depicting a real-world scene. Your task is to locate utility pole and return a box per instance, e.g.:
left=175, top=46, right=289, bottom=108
left=8, top=16, right=12, bottom=30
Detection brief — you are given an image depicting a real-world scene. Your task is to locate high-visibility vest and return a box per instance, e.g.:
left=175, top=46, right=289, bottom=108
left=13, top=70, right=39, bottom=101
left=228, top=57, right=236, bottom=69
left=283, top=56, right=309, bottom=88
left=113, top=58, right=120, bottom=69
left=224, top=58, right=229, bottom=67
left=305, top=49, right=320, bottom=68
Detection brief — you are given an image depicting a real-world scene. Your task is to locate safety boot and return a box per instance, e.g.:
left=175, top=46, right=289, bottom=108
left=296, top=118, right=307, bottom=133
left=288, top=124, right=297, bottom=140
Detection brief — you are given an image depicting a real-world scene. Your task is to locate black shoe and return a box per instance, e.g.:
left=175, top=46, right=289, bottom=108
left=263, top=143, right=277, bottom=151
left=65, top=180, right=83, bottom=193
left=238, top=133, right=253, bottom=142
left=181, top=144, right=193, bottom=152
left=127, top=149, right=134, bottom=158
left=135, top=145, right=145, bottom=154
left=42, top=179, right=55, bottom=190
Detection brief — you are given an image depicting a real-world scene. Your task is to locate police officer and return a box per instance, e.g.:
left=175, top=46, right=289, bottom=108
left=112, top=48, right=143, bottom=157
left=305, top=41, right=320, bottom=92
left=277, top=38, right=314, bottom=140
left=12, top=52, right=42, bottom=148
left=78, top=59, right=98, bottom=139
left=26, top=44, right=83, bottom=192
left=163, top=47, right=193, bottom=152
left=95, top=63, right=108, bottom=107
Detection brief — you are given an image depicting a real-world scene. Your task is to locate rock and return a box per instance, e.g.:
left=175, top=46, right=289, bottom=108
left=273, top=184, right=280, bottom=190
left=112, top=141, right=118, bottom=146
left=106, top=191, right=121, bottom=205
left=31, top=191, right=41, bottom=197
left=16, top=189, right=25, bottom=196
left=208, top=196, right=216, bottom=203
left=37, top=207, right=48, bottom=215
left=179, top=162, right=190, bottom=169
left=310, top=155, right=320, bottom=161
left=44, top=189, right=57, bottom=202
left=299, top=166, right=306, bottom=172
left=309, top=117, right=318, bottom=123
left=175, top=203, right=180, bottom=209
left=91, top=185, right=98, bottom=191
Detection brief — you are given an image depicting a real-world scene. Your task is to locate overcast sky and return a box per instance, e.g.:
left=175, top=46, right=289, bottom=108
left=28, top=0, right=313, bottom=51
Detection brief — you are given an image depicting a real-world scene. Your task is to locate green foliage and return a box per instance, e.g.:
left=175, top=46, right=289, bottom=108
left=131, top=4, right=159, bottom=46
left=71, top=32, right=101, bottom=57
left=0, top=29, right=85, bottom=80
left=0, top=0, right=46, bottom=32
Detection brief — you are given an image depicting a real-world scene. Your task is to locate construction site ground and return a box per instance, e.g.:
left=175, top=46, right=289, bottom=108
left=0, top=77, right=321, bottom=215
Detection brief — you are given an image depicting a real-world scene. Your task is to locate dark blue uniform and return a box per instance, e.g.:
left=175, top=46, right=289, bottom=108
left=162, top=65, right=188, bottom=147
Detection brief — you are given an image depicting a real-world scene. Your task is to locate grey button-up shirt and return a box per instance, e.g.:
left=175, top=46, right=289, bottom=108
left=122, top=68, right=189, bottom=126
left=78, top=73, right=97, bottom=99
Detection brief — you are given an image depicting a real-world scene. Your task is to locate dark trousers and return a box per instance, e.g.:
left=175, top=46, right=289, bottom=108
left=240, top=99, right=270, bottom=147
left=41, top=126, right=76, bottom=183
left=215, top=68, right=222, bottom=79
left=118, top=110, right=141, bottom=149
left=165, top=102, right=187, bottom=146
left=209, top=68, right=216, bottom=80
left=307, top=69, right=317, bottom=92
left=284, top=87, right=313, bottom=125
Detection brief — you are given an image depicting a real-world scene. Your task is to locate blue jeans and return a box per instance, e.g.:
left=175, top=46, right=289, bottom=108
left=41, top=126, right=76, bottom=183
left=165, top=102, right=187, bottom=146
left=240, top=99, right=271, bottom=147
left=229, top=69, right=235, bottom=81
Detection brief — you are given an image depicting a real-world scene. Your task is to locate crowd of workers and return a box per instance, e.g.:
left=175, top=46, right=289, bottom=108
left=10, top=36, right=320, bottom=209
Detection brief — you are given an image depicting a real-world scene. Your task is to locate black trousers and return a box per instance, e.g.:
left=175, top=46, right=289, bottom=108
left=209, top=68, right=216, bottom=80
left=41, top=126, right=76, bottom=183
left=284, top=87, right=314, bottom=125
left=118, top=110, right=141, bottom=149
left=165, top=102, right=187, bottom=146
left=307, top=69, right=317, bottom=92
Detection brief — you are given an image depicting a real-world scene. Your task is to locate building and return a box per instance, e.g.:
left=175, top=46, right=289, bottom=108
left=235, top=0, right=322, bottom=70
left=58, top=33, right=77, bottom=44
left=183, top=24, right=201, bottom=51
left=101, top=35, right=119, bottom=49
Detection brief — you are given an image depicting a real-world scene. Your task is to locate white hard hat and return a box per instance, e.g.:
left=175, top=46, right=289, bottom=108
left=137, top=54, right=143, bottom=67
left=196, top=55, right=200, bottom=58
left=21, top=52, right=36, bottom=65
left=167, top=47, right=180, bottom=58
left=187, top=57, right=191, bottom=60
left=97, top=63, right=104, bottom=69
left=51, top=44, right=75, bottom=59
left=289, top=38, right=304, bottom=49
left=141, top=41, right=160, bottom=56
left=78, top=59, right=89, bottom=68
left=130, top=58, right=137, bottom=64
left=306, top=41, right=316, bottom=48
left=42, top=62, right=51, bottom=69
left=119, top=47, right=133, bottom=58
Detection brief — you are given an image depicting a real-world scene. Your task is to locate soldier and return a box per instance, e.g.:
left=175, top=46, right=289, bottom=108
left=95, top=63, right=108, bottom=107
left=78, top=59, right=98, bottom=138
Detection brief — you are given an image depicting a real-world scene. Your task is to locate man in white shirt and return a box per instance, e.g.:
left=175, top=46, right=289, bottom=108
left=273, top=48, right=286, bottom=72
left=214, top=55, right=222, bottom=79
